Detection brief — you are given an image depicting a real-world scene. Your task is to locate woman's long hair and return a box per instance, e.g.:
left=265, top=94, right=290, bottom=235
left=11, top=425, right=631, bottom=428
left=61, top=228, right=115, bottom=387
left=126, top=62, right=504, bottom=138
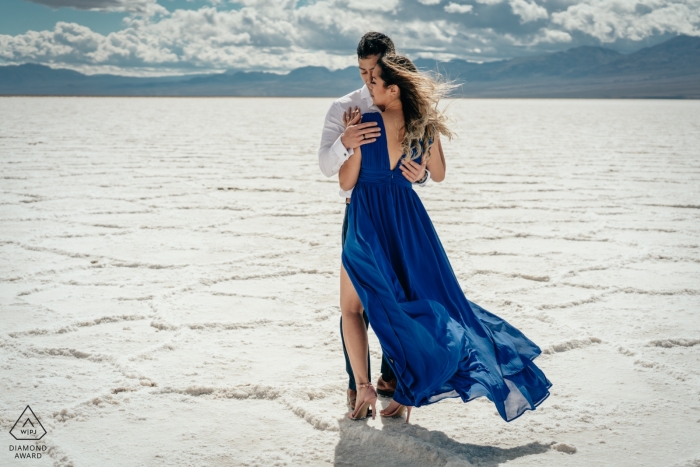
left=376, top=54, right=454, bottom=164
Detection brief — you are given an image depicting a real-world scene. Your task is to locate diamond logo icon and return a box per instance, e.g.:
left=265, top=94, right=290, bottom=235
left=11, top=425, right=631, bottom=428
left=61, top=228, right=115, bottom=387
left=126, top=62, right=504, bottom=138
left=10, top=406, right=46, bottom=441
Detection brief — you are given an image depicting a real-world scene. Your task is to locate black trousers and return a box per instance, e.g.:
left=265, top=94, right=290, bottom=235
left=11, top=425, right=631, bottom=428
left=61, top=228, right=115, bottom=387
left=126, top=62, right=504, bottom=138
left=341, top=201, right=395, bottom=390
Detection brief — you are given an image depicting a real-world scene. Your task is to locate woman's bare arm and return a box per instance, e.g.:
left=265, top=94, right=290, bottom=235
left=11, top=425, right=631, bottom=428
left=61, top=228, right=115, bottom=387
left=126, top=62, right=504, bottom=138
left=339, top=146, right=362, bottom=191
left=426, top=137, right=445, bottom=182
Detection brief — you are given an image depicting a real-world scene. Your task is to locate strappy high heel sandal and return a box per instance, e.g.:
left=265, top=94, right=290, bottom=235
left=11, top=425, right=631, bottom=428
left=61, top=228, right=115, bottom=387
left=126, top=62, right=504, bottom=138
left=347, top=382, right=377, bottom=420
left=380, top=401, right=413, bottom=423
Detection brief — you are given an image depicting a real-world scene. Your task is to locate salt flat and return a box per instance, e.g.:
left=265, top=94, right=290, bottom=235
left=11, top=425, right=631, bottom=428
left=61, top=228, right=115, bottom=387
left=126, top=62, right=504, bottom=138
left=1, top=97, right=699, bottom=467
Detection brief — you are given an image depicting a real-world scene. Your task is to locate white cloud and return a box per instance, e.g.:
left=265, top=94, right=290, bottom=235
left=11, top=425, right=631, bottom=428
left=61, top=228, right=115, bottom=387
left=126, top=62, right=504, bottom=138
left=551, top=0, right=700, bottom=42
left=26, top=0, right=166, bottom=15
left=509, top=0, right=548, bottom=23
left=417, top=0, right=442, bottom=4
left=346, top=0, right=400, bottom=12
left=0, top=3, right=404, bottom=73
left=473, top=0, right=505, bottom=5
left=3, top=0, right=699, bottom=75
left=530, top=28, right=573, bottom=44
left=229, top=0, right=297, bottom=7
left=444, top=3, right=474, bottom=13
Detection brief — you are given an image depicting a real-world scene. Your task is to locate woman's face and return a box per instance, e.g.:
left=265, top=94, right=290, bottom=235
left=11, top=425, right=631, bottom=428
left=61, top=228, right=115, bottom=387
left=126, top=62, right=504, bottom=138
left=368, top=65, right=397, bottom=108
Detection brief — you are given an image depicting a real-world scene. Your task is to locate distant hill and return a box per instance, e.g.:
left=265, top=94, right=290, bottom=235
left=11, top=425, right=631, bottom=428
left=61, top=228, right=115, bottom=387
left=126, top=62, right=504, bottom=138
left=414, top=35, right=700, bottom=98
left=0, top=63, right=362, bottom=97
left=1, top=35, right=698, bottom=98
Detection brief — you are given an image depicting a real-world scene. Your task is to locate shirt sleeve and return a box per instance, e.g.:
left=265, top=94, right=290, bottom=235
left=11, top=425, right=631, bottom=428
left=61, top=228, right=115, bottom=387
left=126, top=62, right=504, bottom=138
left=318, top=102, right=354, bottom=177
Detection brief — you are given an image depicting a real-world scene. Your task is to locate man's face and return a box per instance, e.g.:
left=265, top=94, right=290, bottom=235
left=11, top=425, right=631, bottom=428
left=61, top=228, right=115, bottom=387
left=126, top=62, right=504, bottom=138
left=358, top=54, right=380, bottom=87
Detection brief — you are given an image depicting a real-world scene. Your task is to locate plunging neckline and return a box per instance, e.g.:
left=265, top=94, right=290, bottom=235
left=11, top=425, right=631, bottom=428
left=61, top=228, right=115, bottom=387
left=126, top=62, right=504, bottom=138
left=377, top=112, right=403, bottom=171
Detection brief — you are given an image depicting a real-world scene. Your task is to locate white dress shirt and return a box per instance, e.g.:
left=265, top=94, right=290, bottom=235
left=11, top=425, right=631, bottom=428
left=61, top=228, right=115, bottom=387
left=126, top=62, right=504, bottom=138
left=318, top=85, right=379, bottom=198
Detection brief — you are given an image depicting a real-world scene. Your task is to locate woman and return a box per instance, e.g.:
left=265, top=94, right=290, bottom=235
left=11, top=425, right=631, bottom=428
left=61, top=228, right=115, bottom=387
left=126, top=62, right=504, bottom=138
left=339, top=54, right=552, bottom=422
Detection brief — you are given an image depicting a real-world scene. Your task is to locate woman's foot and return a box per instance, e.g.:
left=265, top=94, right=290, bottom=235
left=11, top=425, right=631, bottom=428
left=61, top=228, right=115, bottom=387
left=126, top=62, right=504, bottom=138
left=347, top=389, right=372, bottom=417
left=380, top=399, right=413, bottom=422
left=348, top=382, right=377, bottom=420
left=347, top=388, right=373, bottom=416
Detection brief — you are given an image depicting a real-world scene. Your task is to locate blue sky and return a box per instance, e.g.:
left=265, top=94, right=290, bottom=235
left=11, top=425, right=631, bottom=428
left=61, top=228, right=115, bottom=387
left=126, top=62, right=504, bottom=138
left=1, top=0, right=698, bottom=76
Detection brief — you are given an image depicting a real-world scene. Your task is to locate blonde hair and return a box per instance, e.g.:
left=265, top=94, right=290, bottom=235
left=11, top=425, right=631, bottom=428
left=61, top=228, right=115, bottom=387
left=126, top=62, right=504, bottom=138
left=376, top=54, right=454, bottom=163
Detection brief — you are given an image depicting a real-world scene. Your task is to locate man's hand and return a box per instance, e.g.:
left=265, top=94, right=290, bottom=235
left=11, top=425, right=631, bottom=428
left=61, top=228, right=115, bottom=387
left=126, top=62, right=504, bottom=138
left=340, top=106, right=381, bottom=150
left=400, top=159, right=427, bottom=183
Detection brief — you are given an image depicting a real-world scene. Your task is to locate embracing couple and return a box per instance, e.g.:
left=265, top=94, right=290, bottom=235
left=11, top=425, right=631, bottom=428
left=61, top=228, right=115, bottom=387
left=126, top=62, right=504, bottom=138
left=318, top=32, right=551, bottom=422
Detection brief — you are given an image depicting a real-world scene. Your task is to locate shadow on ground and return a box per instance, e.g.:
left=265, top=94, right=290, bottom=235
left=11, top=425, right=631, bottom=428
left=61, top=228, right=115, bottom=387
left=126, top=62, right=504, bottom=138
left=334, top=415, right=552, bottom=467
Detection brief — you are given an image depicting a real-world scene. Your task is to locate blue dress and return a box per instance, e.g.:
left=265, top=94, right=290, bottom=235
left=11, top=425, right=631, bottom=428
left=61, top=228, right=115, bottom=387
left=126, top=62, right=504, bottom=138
left=341, top=112, right=552, bottom=422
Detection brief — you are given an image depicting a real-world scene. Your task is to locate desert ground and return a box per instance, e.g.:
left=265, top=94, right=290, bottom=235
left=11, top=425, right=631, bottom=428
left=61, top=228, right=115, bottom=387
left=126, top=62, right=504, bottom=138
left=1, top=97, right=699, bottom=467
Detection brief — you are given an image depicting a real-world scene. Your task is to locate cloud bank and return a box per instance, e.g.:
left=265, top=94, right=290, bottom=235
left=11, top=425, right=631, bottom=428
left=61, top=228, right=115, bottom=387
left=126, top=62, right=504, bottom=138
left=26, top=0, right=166, bottom=15
left=1, top=0, right=698, bottom=75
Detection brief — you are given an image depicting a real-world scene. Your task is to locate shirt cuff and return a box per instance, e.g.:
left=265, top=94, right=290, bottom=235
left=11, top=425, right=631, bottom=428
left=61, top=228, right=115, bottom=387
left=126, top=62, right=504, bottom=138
left=331, top=135, right=353, bottom=172
left=415, top=169, right=431, bottom=187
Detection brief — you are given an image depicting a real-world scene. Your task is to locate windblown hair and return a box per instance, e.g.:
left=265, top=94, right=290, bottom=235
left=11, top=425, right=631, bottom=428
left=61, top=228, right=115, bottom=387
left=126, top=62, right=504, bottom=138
left=376, top=54, right=454, bottom=164
left=356, top=32, right=395, bottom=59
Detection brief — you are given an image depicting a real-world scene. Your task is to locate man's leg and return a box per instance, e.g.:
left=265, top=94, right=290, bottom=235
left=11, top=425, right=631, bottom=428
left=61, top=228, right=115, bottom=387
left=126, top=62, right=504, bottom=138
left=376, top=352, right=397, bottom=397
left=380, top=354, right=395, bottom=382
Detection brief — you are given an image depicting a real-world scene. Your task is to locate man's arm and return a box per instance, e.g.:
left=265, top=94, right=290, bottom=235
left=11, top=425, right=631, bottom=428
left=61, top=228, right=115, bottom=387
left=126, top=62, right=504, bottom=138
left=318, top=102, right=350, bottom=178
left=318, top=103, right=380, bottom=177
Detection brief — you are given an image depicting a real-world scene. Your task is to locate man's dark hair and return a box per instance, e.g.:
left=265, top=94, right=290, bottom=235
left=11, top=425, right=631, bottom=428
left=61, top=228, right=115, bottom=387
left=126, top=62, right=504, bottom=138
left=356, top=32, right=395, bottom=59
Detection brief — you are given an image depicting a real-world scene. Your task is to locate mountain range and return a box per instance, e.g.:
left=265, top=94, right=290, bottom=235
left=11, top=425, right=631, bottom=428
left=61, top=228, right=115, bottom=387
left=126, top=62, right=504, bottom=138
left=1, top=35, right=698, bottom=98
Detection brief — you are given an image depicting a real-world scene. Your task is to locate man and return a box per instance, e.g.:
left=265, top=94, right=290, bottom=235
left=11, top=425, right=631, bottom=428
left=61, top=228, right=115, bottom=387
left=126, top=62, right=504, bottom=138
left=317, top=31, right=430, bottom=411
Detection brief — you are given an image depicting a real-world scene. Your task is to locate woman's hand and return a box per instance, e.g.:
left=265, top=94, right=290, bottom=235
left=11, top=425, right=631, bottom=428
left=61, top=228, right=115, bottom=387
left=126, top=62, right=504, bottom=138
left=340, top=106, right=381, bottom=150
left=400, top=159, right=427, bottom=183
